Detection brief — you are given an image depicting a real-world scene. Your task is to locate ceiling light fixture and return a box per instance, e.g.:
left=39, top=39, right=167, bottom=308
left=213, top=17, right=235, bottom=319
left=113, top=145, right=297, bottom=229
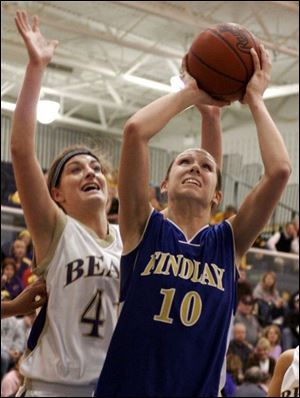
left=37, top=100, right=60, bottom=124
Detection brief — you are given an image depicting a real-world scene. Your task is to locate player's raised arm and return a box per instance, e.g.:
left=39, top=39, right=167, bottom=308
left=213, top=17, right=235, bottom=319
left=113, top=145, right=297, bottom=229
left=118, top=63, right=228, bottom=253
left=11, top=11, right=59, bottom=262
left=230, top=44, right=291, bottom=263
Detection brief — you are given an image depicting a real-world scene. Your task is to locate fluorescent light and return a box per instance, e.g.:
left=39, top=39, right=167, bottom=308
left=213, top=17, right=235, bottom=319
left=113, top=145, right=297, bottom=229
left=37, top=100, right=60, bottom=124
left=122, top=74, right=173, bottom=92
left=1, top=100, right=16, bottom=111
left=1, top=99, right=60, bottom=124
left=263, top=83, right=299, bottom=100
left=170, top=75, right=185, bottom=92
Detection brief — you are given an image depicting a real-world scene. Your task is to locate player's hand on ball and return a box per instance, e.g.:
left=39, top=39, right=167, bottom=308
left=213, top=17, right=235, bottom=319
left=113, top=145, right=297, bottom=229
left=180, top=55, right=230, bottom=108
left=241, top=44, right=272, bottom=104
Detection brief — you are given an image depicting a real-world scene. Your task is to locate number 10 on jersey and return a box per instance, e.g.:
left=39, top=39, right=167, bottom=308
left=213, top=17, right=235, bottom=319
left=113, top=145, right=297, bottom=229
left=154, top=288, right=202, bottom=327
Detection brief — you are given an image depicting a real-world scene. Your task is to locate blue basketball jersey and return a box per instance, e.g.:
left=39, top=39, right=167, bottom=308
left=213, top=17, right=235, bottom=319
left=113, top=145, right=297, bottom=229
left=95, top=209, right=238, bottom=397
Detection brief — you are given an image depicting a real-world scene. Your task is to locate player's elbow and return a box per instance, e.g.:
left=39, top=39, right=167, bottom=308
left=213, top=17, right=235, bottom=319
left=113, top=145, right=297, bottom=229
left=268, top=162, right=292, bottom=184
left=123, top=119, right=146, bottom=143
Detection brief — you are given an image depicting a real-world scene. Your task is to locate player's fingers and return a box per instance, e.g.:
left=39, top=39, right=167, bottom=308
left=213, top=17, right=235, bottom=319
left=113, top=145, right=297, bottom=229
left=32, top=15, right=40, bottom=32
left=250, top=47, right=261, bottom=71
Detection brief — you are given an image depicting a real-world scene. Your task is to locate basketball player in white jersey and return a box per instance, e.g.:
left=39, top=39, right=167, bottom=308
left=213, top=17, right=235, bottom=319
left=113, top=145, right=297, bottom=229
left=268, top=346, right=299, bottom=397
left=11, top=11, right=123, bottom=397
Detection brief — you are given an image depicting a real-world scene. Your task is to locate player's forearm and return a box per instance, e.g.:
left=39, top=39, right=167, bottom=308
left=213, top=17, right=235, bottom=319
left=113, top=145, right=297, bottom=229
left=124, top=89, right=196, bottom=143
left=1, top=301, right=16, bottom=318
left=249, top=98, right=291, bottom=178
left=11, top=63, right=45, bottom=155
left=200, top=108, right=223, bottom=170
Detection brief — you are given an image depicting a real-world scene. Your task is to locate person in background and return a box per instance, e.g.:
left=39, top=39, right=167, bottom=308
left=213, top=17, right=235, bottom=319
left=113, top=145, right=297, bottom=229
left=11, top=238, right=32, bottom=287
left=237, top=268, right=253, bottom=303
left=235, top=294, right=261, bottom=347
left=1, top=257, right=24, bottom=299
left=222, top=353, right=244, bottom=397
left=266, top=222, right=297, bottom=253
left=253, top=271, right=285, bottom=326
left=263, top=324, right=282, bottom=361
left=228, top=323, right=253, bottom=373
left=281, top=292, right=299, bottom=351
left=18, top=230, right=33, bottom=260
left=246, top=337, right=276, bottom=382
left=233, top=367, right=267, bottom=397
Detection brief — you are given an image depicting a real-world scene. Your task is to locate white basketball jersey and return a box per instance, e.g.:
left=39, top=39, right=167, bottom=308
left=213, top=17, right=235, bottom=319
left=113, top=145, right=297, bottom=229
left=20, top=212, right=122, bottom=391
left=281, top=346, right=299, bottom=397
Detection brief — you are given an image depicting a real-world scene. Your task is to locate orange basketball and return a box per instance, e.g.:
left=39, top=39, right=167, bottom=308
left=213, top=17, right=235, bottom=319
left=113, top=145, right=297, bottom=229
left=187, top=23, right=261, bottom=102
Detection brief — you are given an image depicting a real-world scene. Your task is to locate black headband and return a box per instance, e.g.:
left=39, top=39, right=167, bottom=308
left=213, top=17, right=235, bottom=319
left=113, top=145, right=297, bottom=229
left=50, top=149, right=100, bottom=188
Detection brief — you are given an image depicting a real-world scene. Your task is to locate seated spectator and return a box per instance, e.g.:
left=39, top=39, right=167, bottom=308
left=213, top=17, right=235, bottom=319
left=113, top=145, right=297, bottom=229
left=228, top=323, right=253, bottom=372
left=1, top=310, right=26, bottom=379
left=291, top=216, right=299, bottom=254
left=1, top=356, right=23, bottom=397
left=233, top=367, right=267, bottom=397
left=1, top=257, right=24, bottom=300
left=253, top=271, right=285, bottom=326
left=237, top=269, right=253, bottom=303
left=263, top=325, right=282, bottom=361
left=234, top=294, right=261, bottom=347
left=211, top=204, right=237, bottom=225
left=222, top=353, right=244, bottom=397
left=246, top=337, right=276, bottom=381
left=11, top=239, right=32, bottom=287
left=266, top=222, right=297, bottom=253
left=281, top=291, right=299, bottom=351
left=18, top=229, right=33, bottom=260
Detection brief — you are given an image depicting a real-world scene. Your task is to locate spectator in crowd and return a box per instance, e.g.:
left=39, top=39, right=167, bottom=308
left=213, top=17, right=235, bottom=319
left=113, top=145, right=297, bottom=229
left=266, top=222, right=297, bottom=253
left=228, top=323, right=253, bottom=372
left=281, top=291, right=299, bottom=351
left=1, top=257, right=24, bottom=299
left=263, top=324, right=282, bottom=360
left=235, top=294, right=261, bottom=347
left=253, top=271, right=285, bottom=326
left=237, top=268, right=253, bottom=303
left=211, top=204, right=237, bottom=225
left=291, top=216, right=299, bottom=254
left=106, top=185, right=119, bottom=224
left=233, top=367, right=267, bottom=397
left=11, top=238, right=32, bottom=287
left=1, top=356, right=24, bottom=397
left=246, top=337, right=276, bottom=381
left=222, top=354, right=244, bottom=397
left=18, top=229, right=33, bottom=260
left=1, top=311, right=26, bottom=379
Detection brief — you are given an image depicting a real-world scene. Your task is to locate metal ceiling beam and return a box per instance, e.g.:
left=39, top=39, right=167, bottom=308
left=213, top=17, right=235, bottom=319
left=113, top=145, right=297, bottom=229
left=3, top=2, right=182, bottom=59
left=114, top=1, right=299, bottom=58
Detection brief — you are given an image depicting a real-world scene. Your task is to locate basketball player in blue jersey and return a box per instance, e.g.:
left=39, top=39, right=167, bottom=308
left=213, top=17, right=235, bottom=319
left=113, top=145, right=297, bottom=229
left=95, top=45, right=291, bottom=396
left=11, top=11, right=123, bottom=397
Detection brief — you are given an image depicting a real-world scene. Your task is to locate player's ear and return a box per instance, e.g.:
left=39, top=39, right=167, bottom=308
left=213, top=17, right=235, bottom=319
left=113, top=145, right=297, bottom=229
left=211, top=190, right=223, bottom=211
left=160, top=179, right=168, bottom=195
left=51, top=187, right=65, bottom=203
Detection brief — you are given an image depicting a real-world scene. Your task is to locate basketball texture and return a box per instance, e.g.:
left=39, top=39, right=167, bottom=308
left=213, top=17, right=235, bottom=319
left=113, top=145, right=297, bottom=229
left=187, top=23, right=261, bottom=102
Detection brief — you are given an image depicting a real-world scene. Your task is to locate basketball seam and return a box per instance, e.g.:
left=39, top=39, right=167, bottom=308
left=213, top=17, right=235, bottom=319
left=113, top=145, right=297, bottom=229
left=193, top=75, right=244, bottom=97
left=208, top=28, right=250, bottom=80
left=190, top=49, right=246, bottom=84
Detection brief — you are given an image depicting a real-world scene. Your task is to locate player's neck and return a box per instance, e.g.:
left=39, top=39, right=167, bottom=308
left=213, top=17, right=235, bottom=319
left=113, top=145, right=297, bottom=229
left=163, top=202, right=211, bottom=240
left=70, top=209, right=109, bottom=239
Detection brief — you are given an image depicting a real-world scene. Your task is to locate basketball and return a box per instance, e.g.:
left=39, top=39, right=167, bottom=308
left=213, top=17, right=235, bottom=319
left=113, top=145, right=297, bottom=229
left=187, top=23, right=261, bottom=102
